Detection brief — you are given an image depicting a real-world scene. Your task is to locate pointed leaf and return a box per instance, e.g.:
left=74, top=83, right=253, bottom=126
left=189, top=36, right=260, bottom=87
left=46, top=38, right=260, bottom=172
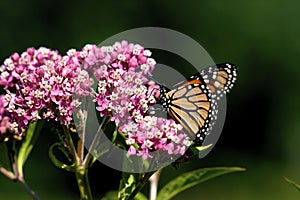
left=17, top=120, right=45, bottom=175
left=101, top=191, right=118, bottom=200
left=118, top=173, right=138, bottom=200
left=134, top=192, right=148, bottom=200
left=193, top=144, right=212, bottom=152
left=157, top=167, right=245, bottom=200
left=101, top=191, right=147, bottom=200
left=284, top=177, right=300, bottom=192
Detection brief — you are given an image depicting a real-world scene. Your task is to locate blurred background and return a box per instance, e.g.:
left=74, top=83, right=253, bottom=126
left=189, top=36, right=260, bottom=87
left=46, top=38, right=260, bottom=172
left=1, top=0, right=300, bottom=199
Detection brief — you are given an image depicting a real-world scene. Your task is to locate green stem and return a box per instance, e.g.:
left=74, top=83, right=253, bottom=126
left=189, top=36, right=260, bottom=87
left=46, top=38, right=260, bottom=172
left=149, top=169, right=162, bottom=200
left=6, top=141, right=18, bottom=176
left=83, top=116, right=111, bottom=168
left=75, top=167, right=93, bottom=200
left=62, top=124, right=93, bottom=199
left=0, top=165, right=41, bottom=200
left=78, top=97, right=90, bottom=162
left=62, top=124, right=80, bottom=166
left=18, top=175, right=41, bottom=200
left=0, top=166, right=15, bottom=180
left=127, top=172, right=154, bottom=200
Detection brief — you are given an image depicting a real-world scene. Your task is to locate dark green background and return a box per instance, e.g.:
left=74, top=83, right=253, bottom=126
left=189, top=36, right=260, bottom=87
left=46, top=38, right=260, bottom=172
left=1, top=0, right=300, bottom=199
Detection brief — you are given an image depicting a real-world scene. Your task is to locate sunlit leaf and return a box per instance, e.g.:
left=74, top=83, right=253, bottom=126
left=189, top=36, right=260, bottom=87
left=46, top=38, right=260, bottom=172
left=157, top=167, right=245, bottom=200
left=101, top=191, right=147, bottom=200
left=284, top=177, right=300, bottom=192
left=194, top=144, right=212, bottom=152
left=17, top=120, right=44, bottom=175
left=134, top=192, right=148, bottom=200
left=118, top=173, right=138, bottom=200
left=101, top=191, right=118, bottom=200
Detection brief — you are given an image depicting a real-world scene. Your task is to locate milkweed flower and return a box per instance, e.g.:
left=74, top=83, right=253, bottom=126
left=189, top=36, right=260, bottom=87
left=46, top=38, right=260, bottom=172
left=0, top=95, right=19, bottom=141
left=0, top=47, right=81, bottom=134
left=76, top=41, right=156, bottom=125
left=76, top=41, right=192, bottom=159
left=119, top=116, right=192, bottom=159
left=0, top=41, right=192, bottom=158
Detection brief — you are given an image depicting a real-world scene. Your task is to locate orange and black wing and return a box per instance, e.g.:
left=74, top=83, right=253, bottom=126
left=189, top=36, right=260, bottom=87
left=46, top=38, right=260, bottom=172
left=159, top=63, right=237, bottom=145
left=160, top=76, right=216, bottom=145
left=200, top=63, right=237, bottom=99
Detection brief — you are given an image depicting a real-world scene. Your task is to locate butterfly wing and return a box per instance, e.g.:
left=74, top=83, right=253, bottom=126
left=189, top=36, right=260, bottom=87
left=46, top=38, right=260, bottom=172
left=200, top=62, right=238, bottom=99
left=160, top=76, right=215, bottom=145
left=159, top=62, right=237, bottom=145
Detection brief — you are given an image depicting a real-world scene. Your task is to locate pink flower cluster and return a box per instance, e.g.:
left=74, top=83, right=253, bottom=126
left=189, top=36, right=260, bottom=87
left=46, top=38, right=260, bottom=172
left=0, top=95, right=19, bottom=141
left=0, top=47, right=80, bottom=133
left=0, top=41, right=192, bottom=158
left=76, top=41, right=192, bottom=159
left=76, top=41, right=156, bottom=125
left=120, top=116, right=192, bottom=159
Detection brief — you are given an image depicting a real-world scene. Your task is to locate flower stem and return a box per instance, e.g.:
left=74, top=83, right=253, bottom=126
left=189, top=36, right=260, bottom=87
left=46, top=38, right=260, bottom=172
left=0, top=166, right=15, bottom=180
left=149, top=169, right=162, bottom=200
left=75, top=167, right=93, bottom=200
left=83, top=116, right=111, bottom=168
left=62, top=124, right=93, bottom=199
left=0, top=165, right=41, bottom=200
left=78, top=98, right=89, bottom=162
left=2, top=141, right=41, bottom=199
left=127, top=172, right=154, bottom=200
left=62, top=124, right=80, bottom=165
left=18, top=175, right=41, bottom=200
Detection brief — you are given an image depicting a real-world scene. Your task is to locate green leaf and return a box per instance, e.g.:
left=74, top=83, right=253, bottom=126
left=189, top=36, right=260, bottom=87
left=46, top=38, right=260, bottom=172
left=284, top=177, right=300, bottom=192
left=157, top=167, right=245, bottom=200
left=111, top=126, right=127, bottom=150
left=48, top=142, right=76, bottom=172
left=193, top=144, right=212, bottom=152
left=101, top=191, right=118, bottom=200
left=88, top=138, right=111, bottom=167
left=134, top=192, right=148, bottom=200
left=118, top=173, right=137, bottom=200
left=17, top=120, right=45, bottom=175
left=118, top=173, right=140, bottom=200
left=101, top=191, right=147, bottom=200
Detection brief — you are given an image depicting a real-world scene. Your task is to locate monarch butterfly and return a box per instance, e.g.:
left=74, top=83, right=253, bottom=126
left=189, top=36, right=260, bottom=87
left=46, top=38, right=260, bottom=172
left=159, top=63, right=237, bottom=145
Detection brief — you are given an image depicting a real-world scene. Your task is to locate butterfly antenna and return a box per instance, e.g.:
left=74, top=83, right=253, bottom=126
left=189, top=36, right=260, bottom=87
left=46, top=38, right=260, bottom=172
left=148, top=87, right=157, bottom=97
